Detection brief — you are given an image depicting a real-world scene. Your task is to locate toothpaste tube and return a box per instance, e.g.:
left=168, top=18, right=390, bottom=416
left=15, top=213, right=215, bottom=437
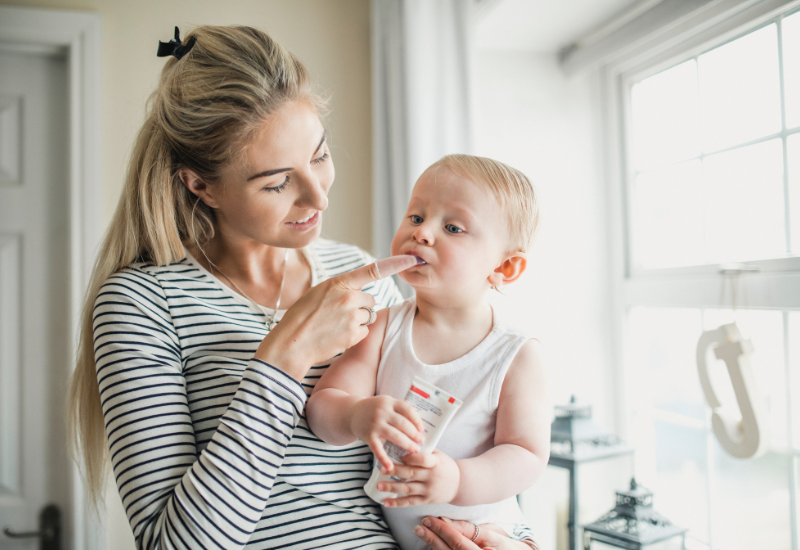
left=364, top=376, right=463, bottom=503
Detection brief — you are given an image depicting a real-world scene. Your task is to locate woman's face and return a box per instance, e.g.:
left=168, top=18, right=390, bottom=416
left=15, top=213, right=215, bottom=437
left=207, top=100, right=334, bottom=249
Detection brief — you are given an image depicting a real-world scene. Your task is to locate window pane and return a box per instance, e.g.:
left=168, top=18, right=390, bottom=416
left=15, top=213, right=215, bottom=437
left=699, top=24, right=782, bottom=153
left=703, top=309, right=788, bottom=450
left=790, top=312, right=800, bottom=451
left=789, top=134, right=800, bottom=254
left=783, top=11, right=800, bottom=129
left=631, top=60, right=700, bottom=171
left=710, top=443, right=792, bottom=550
left=634, top=160, right=704, bottom=269
left=626, top=307, right=710, bottom=545
left=627, top=307, right=793, bottom=549
left=702, top=310, right=792, bottom=547
left=702, top=139, right=786, bottom=262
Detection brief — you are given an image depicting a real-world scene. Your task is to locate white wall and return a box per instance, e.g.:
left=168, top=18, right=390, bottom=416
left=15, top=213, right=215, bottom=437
left=475, top=50, right=628, bottom=549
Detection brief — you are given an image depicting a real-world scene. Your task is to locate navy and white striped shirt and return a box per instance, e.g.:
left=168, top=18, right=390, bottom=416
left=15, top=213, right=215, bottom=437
left=94, top=239, right=403, bottom=550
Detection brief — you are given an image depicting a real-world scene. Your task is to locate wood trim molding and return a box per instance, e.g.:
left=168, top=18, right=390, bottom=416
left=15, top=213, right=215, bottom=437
left=0, top=6, right=103, bottom=550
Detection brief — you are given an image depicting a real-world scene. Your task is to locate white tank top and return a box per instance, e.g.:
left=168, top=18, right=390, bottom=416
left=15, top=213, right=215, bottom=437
left=376, top=296, right=529, bottom=550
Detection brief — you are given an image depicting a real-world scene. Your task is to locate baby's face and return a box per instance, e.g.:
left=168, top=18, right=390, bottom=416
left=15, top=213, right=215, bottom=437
left=390, top=167, right=509, bottom=295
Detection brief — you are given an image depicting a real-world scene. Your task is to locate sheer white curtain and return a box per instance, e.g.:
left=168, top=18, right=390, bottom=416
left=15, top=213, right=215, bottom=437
left=371, top=0, right=475, bottom=260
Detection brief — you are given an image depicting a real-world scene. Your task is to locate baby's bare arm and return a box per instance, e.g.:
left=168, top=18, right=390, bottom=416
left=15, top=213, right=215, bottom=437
left=452, top=339, right=550, bottom=506
left=380, top=339, right=550, bottom=507
left=306, top=309, right=390, bottom=445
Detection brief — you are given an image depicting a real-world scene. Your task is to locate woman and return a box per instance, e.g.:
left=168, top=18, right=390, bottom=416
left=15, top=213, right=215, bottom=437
left=68, top=25, right=537, bottom=550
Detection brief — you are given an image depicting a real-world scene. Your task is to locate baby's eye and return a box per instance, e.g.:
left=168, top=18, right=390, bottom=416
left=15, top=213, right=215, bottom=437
left=445, top=224, right=463, bottom=234
left=410, top=215, right=424, bottom=224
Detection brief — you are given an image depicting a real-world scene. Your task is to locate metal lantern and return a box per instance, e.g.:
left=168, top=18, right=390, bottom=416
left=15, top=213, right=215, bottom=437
left=582, top=478, right=687, bottom=550
left=551, top=396, right=620, bottom=452
left=548, top=396, right=634, bottom=550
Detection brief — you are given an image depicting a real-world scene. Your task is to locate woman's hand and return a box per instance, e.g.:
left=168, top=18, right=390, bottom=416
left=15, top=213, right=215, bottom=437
left=254, top=255, right=416, bottom=381
left=349, top=396, right=424, bottom=472
left=379, top=450, right=461, bottom=507
left=414, top=517, right=536, bottom=550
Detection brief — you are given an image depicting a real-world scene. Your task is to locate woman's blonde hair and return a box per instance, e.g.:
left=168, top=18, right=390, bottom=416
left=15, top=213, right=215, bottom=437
left=428, top=154, right=539, bottom=253
left=67, top=25, right=324, bottom=505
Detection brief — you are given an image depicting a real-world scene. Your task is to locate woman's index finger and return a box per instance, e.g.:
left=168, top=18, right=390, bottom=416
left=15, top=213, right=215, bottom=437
left=332, top=255, right=418, bottom=290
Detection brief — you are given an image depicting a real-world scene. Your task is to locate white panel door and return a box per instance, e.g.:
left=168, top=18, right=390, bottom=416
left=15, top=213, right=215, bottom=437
left=0, top=47, right=71, bottom=549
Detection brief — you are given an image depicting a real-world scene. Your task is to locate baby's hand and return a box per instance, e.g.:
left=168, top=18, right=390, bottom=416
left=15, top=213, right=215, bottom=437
left=349, top=396, right=425, bottom=473
left=378, top=450, right=460, bottom=507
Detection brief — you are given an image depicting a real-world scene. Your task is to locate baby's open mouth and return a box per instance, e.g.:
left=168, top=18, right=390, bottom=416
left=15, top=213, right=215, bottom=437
left=413, top=256, right=426, bottom=265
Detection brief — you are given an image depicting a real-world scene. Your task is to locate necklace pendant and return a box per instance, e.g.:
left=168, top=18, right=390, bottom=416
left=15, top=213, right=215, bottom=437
left=266, top=318, right=279, bottom=331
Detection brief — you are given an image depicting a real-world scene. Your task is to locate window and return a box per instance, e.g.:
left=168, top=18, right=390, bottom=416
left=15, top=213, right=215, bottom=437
left=617, top=8, right=800, bottom=550
left=629, top=18, right=799, bottom=271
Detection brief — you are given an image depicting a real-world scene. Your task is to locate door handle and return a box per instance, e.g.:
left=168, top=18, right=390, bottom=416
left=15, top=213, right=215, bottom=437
left=2, top=504, right=61, bottom=550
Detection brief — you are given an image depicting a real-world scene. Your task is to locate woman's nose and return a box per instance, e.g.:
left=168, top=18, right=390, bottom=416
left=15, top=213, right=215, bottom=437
left=296, top=171, right=329, bottom=211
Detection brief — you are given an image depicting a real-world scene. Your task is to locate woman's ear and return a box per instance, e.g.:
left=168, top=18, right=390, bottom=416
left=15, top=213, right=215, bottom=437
left=488, top=253, right=527, bottom=287
left=178, top=168, right=220, bottom=209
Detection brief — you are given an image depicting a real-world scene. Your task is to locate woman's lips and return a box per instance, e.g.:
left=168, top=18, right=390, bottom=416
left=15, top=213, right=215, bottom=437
left=286, top=211, right=320, bottom=231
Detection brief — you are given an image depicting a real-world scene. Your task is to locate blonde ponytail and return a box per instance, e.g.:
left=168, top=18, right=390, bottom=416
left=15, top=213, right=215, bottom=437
left=67, top=25, right=325, bottom=505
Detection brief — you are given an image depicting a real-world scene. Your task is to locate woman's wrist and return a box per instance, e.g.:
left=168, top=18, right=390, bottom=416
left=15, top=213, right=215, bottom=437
left=253, top=330, right=311, bottom=382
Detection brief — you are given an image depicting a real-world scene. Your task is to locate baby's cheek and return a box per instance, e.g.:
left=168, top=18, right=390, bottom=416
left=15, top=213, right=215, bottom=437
left=440, top=255, right=474, bottom=283
left=389, top=230, right=406, bottom=257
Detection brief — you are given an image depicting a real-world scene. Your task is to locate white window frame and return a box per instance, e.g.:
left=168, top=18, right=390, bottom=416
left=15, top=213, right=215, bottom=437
left=601, top=1, right=800, bottom=548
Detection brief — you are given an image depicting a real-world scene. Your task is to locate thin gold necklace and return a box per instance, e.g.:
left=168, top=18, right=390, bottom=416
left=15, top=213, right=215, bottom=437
left=201, top=248, right=289, bottom=331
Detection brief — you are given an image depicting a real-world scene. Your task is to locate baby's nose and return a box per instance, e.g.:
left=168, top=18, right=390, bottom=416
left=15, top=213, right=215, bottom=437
left=412, top=227, right=433, bottom=245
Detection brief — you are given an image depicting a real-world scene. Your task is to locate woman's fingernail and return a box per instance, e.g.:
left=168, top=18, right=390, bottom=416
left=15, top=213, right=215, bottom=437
left=414, top=526, right=425, bottom=538
left=440, top=516, right=453, bottom=524
left=422, top=518, right=432, bottom=528
left=377, top=483, right=384, bottom=491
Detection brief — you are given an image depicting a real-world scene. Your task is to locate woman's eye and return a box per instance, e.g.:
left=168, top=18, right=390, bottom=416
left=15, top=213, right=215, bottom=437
left=410, top=215, right=423, bottom=224
left=264, top=176, right=290, bottom=193
left=445, top=224, right=463, bottom=234
left=312, top=151, right=330, bottom=165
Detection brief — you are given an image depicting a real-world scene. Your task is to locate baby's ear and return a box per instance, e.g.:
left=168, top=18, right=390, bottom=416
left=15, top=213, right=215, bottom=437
left=488, top=252, right=527, bottom=287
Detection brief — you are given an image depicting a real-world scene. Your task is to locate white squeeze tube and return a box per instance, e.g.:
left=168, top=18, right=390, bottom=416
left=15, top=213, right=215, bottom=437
left=364, top=376, right=463, bottom=503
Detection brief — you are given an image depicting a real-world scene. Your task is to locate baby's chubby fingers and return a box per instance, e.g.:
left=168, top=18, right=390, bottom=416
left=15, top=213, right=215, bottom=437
left=367, top=436, right=395, bottom=473
left=389, top=462, right=429, bottom=481
left=383, top=495, right=428, bottom=508
left=377, top=480, right=427, bottom=506
left=374, top=427, right=420, bottom=474
left=393, top=400, right=425, bottom=434
left=401, top=451, right=437, bottom=469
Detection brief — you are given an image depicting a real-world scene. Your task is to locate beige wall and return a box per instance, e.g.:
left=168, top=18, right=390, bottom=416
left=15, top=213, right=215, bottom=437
left=1, top=2, right=371, bottom=548
left=0, top=0, right=374, bottom=252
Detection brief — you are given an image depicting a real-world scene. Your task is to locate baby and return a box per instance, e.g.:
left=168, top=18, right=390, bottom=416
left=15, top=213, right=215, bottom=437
left=306, top=154, right=550, bottom=549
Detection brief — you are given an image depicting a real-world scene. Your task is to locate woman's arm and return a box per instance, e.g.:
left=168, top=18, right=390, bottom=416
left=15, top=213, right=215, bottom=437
left=96, top=269, right=307, bottom=550
left=99, top=256, right=415, bottom=549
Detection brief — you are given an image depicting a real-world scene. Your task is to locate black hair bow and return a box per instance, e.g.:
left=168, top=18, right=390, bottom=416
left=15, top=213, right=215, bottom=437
left=157, top=26, right=196, bottom=60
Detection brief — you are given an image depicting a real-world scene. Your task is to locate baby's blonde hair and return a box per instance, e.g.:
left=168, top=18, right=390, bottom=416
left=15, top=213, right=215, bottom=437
left=429, top=154, right=539, bottom=253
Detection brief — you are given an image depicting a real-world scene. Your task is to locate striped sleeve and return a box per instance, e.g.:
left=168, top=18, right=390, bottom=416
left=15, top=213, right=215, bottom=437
left=94, top=267, right=306, bottom=550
